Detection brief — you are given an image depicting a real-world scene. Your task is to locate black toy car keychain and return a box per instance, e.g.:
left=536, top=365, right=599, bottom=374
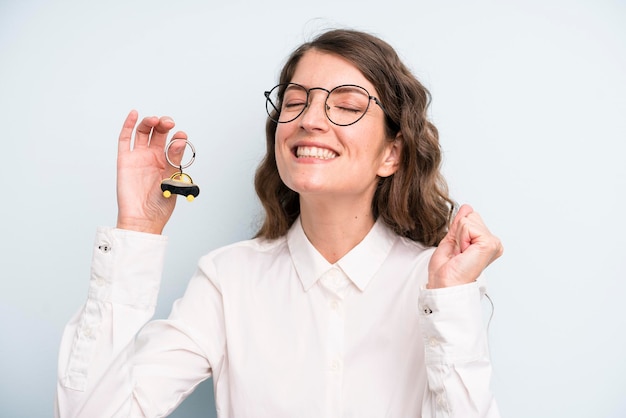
left=161, top=138, right=200, bottom=202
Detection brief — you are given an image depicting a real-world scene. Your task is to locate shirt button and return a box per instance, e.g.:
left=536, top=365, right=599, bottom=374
left=83, top=326, right=93, bottom=338
left=330, top=360, right=340, bottom=371
left=429, top=337, right=439, bottom=347
left=94, top=277, right=105, bottom=286
left=98, top=243, right=111, bottom=253
left=330, top=300, right=340, bottom=311
left=437, top=394, right=445, bottom=406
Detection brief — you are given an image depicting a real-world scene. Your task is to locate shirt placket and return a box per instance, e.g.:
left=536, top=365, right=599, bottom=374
left=319, top=266, right=349, bottom=418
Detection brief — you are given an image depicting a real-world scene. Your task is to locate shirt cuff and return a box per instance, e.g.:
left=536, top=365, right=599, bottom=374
left=418, top=278, right=489, bottom=364
left=89, top=227, right=168, bottom=308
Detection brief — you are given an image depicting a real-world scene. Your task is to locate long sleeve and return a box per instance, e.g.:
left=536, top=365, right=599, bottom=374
left=418, top=277, right=500, bottom=418
left=55, top=227, right=217, bottom=418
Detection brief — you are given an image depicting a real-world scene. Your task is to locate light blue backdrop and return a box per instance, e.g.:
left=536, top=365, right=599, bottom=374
left=1, top=0, right=625, bottom=417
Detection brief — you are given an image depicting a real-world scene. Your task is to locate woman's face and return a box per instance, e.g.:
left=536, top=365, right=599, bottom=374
left=274, top=50, right=400, bottom=204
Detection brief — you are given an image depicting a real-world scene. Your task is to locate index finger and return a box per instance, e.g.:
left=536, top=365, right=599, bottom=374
left=449, top=204, right=474, bottom=232
left=449, top=204, right=474, bottom=253
left=118, top=110, right=139, bottom=154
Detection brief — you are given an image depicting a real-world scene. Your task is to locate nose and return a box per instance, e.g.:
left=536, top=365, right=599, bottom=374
left=298, top=90, right=330, bottom=132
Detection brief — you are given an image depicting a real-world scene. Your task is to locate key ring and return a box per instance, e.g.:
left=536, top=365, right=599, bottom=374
left=165, top=138, right=196, bottom=170
left=160, top=138, right=200, bottom=201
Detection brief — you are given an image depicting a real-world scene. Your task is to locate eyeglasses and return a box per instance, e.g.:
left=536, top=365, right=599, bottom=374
left=264, top=83, right=391, bottom=127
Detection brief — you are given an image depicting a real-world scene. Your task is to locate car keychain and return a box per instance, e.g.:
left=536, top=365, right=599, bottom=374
left=161, top=138, right=200, bottom=202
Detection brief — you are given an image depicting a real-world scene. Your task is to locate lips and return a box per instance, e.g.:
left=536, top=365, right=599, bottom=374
left=295, top=145, right=338, bottom=160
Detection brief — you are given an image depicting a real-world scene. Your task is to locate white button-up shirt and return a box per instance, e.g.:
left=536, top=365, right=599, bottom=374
left=56, top=218, right=499, bottom=417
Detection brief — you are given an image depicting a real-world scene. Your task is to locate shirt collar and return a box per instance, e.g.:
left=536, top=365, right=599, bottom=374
left=287, top=217, right=398, bottom=292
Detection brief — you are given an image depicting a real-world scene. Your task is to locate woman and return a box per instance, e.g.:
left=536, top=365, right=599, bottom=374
left=56, top=29, right=503, bottom=417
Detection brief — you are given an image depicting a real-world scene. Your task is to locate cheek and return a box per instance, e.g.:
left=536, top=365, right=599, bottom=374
left=274, top=123, right=292, bottom=144
left=352, top=126, right=388, bottom=158
left=273, top=132, right=289, bottom=181
left=274, top=128, right=294, bottom=165
left=274, top=127, right=290, bottom=160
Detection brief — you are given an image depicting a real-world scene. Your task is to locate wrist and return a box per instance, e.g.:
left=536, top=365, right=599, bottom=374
left=427, top=275, right=470, bottom=289
left=116, top=216, right=165, bottom=235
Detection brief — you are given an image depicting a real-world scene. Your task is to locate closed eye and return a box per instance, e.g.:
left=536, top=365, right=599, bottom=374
left=335, top=106, right=361, bottom=113
left=283, top=101, right=306, bottom=110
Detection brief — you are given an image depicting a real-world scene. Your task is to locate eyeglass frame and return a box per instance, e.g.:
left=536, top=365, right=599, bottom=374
left=264, top=82, right=395, bottom=127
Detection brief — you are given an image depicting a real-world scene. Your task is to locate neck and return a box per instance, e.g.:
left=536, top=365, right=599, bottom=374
left=299, top=195, right=376, bottom=264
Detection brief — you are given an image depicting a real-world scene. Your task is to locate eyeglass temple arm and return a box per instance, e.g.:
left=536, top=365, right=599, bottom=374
left=264, top=91, right=281, bottom=114
left=372, top=97, right=400, bottom=131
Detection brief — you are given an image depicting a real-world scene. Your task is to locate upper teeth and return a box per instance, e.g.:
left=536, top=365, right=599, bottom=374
left=296, top=146, right=338, bottom=159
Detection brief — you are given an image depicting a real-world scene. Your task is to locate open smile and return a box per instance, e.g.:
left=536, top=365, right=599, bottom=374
left=295, top=146, right=338, bottom=160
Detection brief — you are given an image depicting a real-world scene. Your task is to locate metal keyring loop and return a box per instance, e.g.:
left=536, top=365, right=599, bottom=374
left=165, top=138, right=196, bottom=170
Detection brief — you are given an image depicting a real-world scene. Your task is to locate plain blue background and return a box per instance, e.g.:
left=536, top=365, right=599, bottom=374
left=1, top=0, right=625, bottom=416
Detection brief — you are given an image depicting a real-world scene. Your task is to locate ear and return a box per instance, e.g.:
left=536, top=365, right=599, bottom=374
left=377, top=133, right=403, bottom=178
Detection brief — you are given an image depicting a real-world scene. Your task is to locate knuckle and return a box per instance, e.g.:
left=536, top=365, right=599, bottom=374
left=492, top=239, right=503, bottom=256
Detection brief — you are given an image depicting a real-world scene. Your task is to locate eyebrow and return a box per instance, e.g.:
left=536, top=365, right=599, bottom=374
left=284, top=84, right=305, bottom=92
left=331, top=85, right=370, bottom=95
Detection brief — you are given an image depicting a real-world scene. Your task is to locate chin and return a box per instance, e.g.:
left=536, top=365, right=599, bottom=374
left=284, top=175, right=337, bottom=194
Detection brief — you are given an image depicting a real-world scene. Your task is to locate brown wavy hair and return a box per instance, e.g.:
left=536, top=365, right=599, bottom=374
left=254, top=29, right=454, bottom=246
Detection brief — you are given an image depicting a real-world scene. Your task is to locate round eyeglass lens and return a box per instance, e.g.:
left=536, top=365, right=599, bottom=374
left=265, top=83, right=308, bottom=123
left=325, top=85, right=371, bottom=126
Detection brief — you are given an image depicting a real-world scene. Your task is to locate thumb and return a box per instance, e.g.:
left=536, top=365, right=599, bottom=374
left=164, top=133, right=190, bottom=174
